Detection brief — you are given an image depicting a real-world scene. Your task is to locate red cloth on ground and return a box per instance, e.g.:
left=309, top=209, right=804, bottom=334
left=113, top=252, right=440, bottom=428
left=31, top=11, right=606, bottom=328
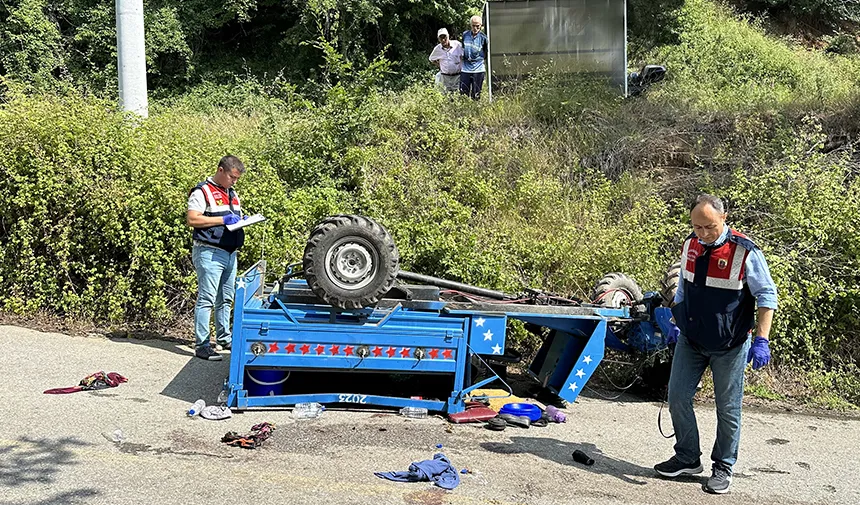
left=44, top=371, right=128, bottom=394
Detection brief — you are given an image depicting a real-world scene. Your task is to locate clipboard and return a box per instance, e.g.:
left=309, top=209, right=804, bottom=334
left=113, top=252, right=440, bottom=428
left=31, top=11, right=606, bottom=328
left=226, top=214, right=266, bottom=231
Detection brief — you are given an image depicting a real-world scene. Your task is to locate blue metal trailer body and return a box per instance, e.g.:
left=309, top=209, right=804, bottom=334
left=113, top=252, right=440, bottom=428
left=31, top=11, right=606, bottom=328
left=226, top=262, right=656, bottom=413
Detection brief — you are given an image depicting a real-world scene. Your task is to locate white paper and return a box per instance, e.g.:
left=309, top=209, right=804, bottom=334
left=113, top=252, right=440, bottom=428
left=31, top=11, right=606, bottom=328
left=227, top=214, right=266, bottom=231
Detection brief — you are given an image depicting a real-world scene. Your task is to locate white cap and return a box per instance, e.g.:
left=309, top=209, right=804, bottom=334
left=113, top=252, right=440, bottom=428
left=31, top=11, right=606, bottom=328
left=437, top=28, right=449, bottom=37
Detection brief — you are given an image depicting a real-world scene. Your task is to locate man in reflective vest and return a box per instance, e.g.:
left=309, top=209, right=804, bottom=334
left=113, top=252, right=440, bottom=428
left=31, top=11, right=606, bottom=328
left=654, top=194, right=777, bottom=494
left=186, top=155, right=246, bottom=361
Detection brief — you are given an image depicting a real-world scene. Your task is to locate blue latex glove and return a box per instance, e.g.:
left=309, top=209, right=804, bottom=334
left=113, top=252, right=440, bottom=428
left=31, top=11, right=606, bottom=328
left=747, top=336, right=771, bottom=370
left=654, top=307, right=680, bottom=345
left=222, top=214, right=240, bottom=226
left=666, top=324, right=680, bottom=345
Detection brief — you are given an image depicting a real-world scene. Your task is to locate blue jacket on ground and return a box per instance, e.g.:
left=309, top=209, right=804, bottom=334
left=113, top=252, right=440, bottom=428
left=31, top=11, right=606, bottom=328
left=374, top=453, right=460, bottom=490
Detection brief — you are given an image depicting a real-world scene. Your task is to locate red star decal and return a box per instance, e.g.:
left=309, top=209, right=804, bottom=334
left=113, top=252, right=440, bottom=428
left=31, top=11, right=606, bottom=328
left=372, top=346, right=383, bottom=357
left=442, top=349, right=453, bottom=360
left=329, top=345, right=340, bottom=355
left=268, top=343, right=279, bottom=353
left=428, top=349, right=439, bottom=359
left=300, top=344, right=311, bottom=355
left=344, top=345, right=354, bottom=356
left=386, top=346, right=397, bottom=358
left=285, top=343, right=296, bottom=354
left=315, top=344, right=326, bottom=355
left=400, top=347, right=411, bottom=358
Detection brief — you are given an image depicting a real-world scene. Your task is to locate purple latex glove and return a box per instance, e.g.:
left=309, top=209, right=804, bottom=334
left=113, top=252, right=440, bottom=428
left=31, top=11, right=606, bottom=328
left=222, top=214, right=240, bottom=226
left=747, top=336, right=771, bottom=370
left=546, top=405, right=566, bottom=423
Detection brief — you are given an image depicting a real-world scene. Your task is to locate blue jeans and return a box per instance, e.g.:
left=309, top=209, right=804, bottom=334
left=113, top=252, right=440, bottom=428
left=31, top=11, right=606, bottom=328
left=668, top=334, right=751, bottom=471
left=460, top=71, right=485, bottom=100
left=192, top=244, right=237, bottom=349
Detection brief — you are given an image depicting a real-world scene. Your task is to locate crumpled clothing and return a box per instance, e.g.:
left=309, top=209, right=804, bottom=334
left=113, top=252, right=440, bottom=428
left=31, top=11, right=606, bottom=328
left=44, top=372, right=128, bottom=394
left=221, top=422, right=276, bottom=449
left=375, top=453, right=460, bottom=490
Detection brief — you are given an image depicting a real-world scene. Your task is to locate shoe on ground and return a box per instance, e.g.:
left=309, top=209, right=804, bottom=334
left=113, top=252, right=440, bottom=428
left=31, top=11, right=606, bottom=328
left=195, top=346, right=223, bottom=361
left=703, top=465, right=732, bottom=494
left=215, top=342, right=232, bottom=351
left=654, top=456, right=704, bottom=478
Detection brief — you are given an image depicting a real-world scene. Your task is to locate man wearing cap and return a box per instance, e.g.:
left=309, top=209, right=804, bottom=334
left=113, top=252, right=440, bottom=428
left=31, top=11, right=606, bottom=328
left=460, top=15, right=488, bottom=99
left=429, top=28, right=463, bottom=93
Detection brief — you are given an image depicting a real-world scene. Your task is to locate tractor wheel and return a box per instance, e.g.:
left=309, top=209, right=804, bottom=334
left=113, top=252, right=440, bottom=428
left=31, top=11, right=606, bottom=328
left=660, top=262, right=681, bottom=306
left=591, top=272, right=644, bottom=307
left=303, top=215, right=400, bottom=309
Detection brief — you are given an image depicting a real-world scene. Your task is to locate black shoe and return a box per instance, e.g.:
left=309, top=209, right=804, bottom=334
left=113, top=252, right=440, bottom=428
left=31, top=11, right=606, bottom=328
left=217, top=342, right=232, bottom=351
left=195, top=346, right=223, bottom=361
left=654, top=456, right=704, bottom=478
left=703, top=465, right=732, bottom=494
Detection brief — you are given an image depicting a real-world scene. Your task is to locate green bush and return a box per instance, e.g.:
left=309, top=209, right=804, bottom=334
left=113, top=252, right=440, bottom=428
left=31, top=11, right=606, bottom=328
left=651, top=0, right=860, bottom=113
left=743, top=0, right=860, bottom=26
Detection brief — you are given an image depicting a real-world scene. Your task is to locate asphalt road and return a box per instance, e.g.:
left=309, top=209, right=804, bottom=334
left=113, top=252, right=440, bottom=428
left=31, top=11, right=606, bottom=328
left=1, top=325, right=857, bottom=505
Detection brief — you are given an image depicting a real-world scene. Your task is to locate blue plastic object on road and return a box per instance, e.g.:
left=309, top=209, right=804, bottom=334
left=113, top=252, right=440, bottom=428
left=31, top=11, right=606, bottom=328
left=499, top=403, right=542, bottom=421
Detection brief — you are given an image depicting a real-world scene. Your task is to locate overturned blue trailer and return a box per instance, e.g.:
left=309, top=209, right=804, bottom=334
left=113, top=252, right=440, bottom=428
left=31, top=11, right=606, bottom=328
left=223, top=215, right=674, bottom=413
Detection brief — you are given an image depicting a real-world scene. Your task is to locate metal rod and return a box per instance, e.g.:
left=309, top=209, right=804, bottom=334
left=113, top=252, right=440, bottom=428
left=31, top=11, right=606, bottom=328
left=396, top=270, right=513, bottom=300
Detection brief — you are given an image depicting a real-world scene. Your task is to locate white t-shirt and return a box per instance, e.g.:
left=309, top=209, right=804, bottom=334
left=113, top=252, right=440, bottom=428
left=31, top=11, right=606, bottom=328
left=187, top=177, right=214, bottom=213
left=429, top=40, right=464, bottom=75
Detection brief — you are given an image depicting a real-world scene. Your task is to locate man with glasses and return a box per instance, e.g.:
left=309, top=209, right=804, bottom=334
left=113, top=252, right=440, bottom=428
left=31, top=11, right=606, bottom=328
left=460, top=15, right=488, bottom=99
left=429, top=28, right=463, bottom=93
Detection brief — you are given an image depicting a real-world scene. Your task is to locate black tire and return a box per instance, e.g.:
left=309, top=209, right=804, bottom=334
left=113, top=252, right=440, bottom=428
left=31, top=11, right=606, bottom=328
left=303, top=215, right=400, bottom=309
left=591, top=272, right=643, bottom=307
left=660, top=262, right=681, bottom=307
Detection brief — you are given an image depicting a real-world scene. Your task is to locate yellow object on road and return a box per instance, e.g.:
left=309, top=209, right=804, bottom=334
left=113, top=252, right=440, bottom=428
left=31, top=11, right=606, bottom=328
left=468, top=388, right=545, bottom=412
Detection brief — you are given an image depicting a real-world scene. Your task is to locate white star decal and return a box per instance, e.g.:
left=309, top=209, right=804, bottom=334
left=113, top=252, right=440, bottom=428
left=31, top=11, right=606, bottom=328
left=236, top=279, right=247, bottom=290
left=483, top=330, right=494, bottom=341
left=474, top=317, right=486, bottom=328
left=491, top=344, right=502, bottom=355
left=576, top=368, right=586, bottom=379
left=583, top=355, right=593, bottom=365
left=568, top=382, right=579, bottom=392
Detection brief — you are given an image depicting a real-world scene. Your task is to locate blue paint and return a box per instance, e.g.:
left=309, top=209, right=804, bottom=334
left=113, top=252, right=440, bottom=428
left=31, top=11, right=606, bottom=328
left=226, top=262, right=670, bottom=413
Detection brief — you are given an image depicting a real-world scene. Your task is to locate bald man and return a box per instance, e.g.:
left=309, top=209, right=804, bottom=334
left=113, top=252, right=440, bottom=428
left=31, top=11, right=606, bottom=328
left=460, top=15, right=488, bottom=99
left=655, top=194, right=777, bottom=494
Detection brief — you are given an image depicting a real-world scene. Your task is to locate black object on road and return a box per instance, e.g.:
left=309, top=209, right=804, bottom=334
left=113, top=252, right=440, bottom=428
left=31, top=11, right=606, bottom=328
left=572, top=449, right=595, bottom=466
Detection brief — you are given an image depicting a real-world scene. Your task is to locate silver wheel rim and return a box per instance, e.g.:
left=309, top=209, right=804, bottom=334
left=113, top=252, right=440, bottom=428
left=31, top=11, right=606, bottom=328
left=605, top=290, right=632, bottom=307
left=324, top=237, right=378, bottom=291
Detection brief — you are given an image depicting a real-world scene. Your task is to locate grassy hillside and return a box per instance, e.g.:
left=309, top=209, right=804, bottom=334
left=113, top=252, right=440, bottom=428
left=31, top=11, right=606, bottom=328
left=0, top=0, right=858, bottom=408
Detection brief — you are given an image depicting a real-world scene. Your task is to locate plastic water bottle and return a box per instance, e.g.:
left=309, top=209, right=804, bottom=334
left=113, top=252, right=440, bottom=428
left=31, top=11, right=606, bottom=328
left=188, top=399, right=205, bottom=417
left=292, top=402, right=324, bottom=419
left=399, top=407, right=428, bottom=419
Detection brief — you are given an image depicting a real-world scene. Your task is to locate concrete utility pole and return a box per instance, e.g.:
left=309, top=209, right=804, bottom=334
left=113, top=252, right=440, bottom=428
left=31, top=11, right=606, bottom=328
left=116, top=0, right=148, bottom=117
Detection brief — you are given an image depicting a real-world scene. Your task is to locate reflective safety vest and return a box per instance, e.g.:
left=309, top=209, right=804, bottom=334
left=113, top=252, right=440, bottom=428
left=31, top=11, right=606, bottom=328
left=671, top=229, right=756, bottom=351
left=190, top=180, right=244, bottom=253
